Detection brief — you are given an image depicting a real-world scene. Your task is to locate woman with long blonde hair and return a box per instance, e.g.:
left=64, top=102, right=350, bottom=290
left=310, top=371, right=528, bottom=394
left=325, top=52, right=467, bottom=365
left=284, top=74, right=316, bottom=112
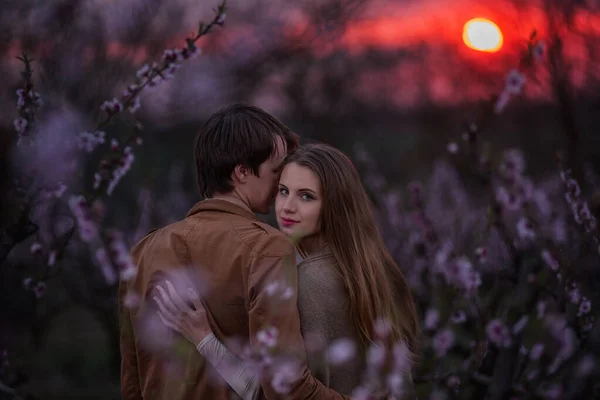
left=155, top=143, right=419, bottom=399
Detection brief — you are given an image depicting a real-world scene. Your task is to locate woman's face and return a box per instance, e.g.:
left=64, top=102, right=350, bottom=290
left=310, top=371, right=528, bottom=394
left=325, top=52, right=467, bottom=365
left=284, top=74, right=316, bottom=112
left=275, top=162, right=323, bottom=241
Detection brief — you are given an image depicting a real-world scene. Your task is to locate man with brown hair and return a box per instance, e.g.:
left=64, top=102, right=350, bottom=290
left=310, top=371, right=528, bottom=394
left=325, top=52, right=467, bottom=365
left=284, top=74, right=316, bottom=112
left=119, top=104, right=348, bottom=399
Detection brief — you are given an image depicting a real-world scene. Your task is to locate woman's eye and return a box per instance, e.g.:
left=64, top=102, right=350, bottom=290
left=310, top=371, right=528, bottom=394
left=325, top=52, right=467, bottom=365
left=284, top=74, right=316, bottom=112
left=301, top=193, right=313, bottom=201
left=279, top=187, right=288, bottom=195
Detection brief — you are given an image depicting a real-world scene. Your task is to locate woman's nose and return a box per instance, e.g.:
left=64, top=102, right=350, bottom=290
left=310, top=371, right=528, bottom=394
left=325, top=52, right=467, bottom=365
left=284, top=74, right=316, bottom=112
left=283, top=197, right=296, bottom=213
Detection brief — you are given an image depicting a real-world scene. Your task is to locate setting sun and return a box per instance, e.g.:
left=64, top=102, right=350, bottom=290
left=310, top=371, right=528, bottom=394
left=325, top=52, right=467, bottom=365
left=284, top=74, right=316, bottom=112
left=462, top=18, right=503, bottom=52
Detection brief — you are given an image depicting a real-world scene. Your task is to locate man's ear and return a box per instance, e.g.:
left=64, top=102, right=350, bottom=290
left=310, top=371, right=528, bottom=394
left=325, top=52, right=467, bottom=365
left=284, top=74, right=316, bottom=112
left=231, top=164, right=250, bottom=184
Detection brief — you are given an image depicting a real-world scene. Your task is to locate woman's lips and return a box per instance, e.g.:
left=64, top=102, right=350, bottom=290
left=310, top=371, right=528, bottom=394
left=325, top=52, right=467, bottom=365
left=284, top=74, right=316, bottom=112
left=280, top=217, right=298, bottom=227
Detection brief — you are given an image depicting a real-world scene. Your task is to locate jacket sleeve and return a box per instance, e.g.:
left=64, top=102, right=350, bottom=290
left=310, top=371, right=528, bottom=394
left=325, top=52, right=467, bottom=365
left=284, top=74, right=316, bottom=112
left=119, top=279, right=143, bottom=400
left=247, top=235, right=350, bottom=400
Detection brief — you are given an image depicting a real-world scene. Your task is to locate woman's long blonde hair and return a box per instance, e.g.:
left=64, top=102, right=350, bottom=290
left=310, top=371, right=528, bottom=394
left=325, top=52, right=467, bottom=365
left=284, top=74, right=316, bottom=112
left=283, top=143, right=419, bottom=357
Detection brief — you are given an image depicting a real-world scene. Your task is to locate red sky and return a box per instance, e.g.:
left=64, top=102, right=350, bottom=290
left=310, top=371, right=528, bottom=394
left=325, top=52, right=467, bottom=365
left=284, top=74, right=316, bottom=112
left=4, top=1, right=599, bottom=108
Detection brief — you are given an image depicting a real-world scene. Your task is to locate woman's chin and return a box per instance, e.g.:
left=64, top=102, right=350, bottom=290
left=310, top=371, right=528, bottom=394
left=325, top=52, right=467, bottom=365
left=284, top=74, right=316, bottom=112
left=278, top=225, right=295, bottom=235
left=278, top=226, right=304, bottom=241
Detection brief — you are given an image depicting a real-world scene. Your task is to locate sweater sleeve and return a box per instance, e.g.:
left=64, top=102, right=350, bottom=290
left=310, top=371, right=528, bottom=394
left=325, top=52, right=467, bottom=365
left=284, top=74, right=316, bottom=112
left=196, top=333, right=261, bottom=400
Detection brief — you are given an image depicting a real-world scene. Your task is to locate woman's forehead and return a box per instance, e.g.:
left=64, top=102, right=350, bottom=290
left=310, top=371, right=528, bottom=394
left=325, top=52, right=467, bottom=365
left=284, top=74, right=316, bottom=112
left=280, top=163, right=320, bottom=187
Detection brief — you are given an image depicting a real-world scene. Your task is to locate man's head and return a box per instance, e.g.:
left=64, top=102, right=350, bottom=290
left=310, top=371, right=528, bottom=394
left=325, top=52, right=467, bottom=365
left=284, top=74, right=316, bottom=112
left=194, top=103, right=298, bottom=214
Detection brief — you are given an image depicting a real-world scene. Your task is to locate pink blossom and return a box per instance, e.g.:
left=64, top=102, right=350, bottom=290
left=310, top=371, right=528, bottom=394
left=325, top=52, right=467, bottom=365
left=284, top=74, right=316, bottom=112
left=532, top=41, right=545, bottom=59
left=578, top=299, right=591, bottom=316
left=163, top=63, right=181, bottom=79
left=122, top=84, right=139, bottom=99
left=33, top=281, right=46, bottom=298
left=351, top=386, right=373, bottom=400
left=108, top=231, right=137, bottom=280
left=529, top=343, right=544, bottom=360
left=95, top=248, right=118, bottom=284
left=367, top=343, right=386, bottom=367
left=474, top=247, right=487, bottom=264
left=123, top=290, right=141, bottom=309
left=505, top=69, right=526, bottom=95
left=432, top=328, right=455, bottom=357
left=392, top=341, right=410, bottom=372
left=128, top=97, right=141, bottom=113
left=516, top=217, right=535, bottom=241
left=562, top=175, right=581, bottom=197
left=533, top=189, right=552, bottom=216
left=450, top=310, right=467, bottom=324
left=107, top=149, right=135, bottom=195
left=541, top=249, right=559, bottom=271
left=23, top=278, right=32, bottom=288
left=327, top=338, right=356, bottom=365
left=136, top=64, right=152, bottom=82
left=100, top=98, right=124, bottom=114
left=13, top=118, right=28, bottom=133
left=499, top=149, right=526, bottom=178
left=486, top=319, right=511, bottom=348
left=494, top=90, right=510, bottom=114
left=30, top=242, right=42, bottom=253
left=539, top=383, right=562, bottom=399
left=161, top=49, right=181, bottom=64
left=447, top=142, right=459, bottom=154
left=264, top=281, right=294, bottom=301
left=387, top=371, right=405, bottom=397
left=374, top=317, right=392, bottom=338
left=512, top=316, right=529, bottom=334
left=515, top=177, right=534, bottom=201
left=265, top=281, right=280, bottom=296
left=68, top=195, right=100, bottom=243
left=53, top=182, right=67, bottom=198
left=256, top=326, right=278, bottom=348
left=496, top=186, right=522, bottom=211
left=567, top=285, right=581, bottom=303
left=47, top=250, right=56, bottom=267
left=551, top=219, right=567, bottom=243
left=271, top=359, right=301, bottom=394
left=424, top=308, right=440, bottom=330
left=180, top=45, right=201, bottom=60
left=576, top=355, right=595, bottom=377
left=77, top=131, right=106, bottom=152
left=16, top=88, right=26, bottom=107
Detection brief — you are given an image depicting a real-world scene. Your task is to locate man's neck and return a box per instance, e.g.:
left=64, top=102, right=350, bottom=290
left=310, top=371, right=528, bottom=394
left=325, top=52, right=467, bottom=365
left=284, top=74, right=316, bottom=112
left=212, top=193, right=253, bottom=214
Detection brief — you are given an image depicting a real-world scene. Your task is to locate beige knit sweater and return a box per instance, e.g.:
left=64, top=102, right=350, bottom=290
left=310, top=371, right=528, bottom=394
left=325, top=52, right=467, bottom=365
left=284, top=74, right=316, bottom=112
left=295, top=246, right=365, bottom=395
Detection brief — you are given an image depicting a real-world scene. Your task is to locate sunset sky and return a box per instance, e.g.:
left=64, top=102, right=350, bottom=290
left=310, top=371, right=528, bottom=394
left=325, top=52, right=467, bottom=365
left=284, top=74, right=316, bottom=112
left=3, top=0, right=599, bottom=112
left=7, top=0, right=598, bottom=59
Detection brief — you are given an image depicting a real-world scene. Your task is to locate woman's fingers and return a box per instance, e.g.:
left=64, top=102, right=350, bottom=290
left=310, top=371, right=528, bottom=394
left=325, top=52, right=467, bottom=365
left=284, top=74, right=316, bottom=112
left=157, top=310, right=181, bottom=333
left=165, top=280, right=192, bottom=313
left=187, top=287, right=206, bottom=314
left=156, top=285, right=179, bottom=315
left=153, top=296, right=175, bottom=321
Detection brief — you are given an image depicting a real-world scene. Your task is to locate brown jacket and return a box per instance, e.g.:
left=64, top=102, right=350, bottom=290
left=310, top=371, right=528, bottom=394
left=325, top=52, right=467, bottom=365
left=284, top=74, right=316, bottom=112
left=119, top=199, right=349, bottom=400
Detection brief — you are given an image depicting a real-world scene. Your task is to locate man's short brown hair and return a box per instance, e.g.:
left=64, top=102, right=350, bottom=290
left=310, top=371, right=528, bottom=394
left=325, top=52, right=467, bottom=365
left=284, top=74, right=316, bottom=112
left=194, top=103, right=298, bottom=198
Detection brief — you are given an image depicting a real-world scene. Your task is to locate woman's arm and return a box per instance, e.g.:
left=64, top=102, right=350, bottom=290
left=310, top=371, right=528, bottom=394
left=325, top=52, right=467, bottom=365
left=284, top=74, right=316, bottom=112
left=154, top=280, right=261, bottom=400
left=195, top=333, right=261, bottom=400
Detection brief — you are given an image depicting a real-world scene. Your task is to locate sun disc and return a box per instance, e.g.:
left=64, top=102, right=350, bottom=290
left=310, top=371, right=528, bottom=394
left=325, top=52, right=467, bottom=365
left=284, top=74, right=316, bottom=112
left=463, top=18, right=503, bottom=52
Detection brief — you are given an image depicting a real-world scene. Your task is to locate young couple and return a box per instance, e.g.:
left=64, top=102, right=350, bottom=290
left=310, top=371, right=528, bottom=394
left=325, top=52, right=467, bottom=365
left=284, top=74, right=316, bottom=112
left=119, top=104, right=419, bottom=400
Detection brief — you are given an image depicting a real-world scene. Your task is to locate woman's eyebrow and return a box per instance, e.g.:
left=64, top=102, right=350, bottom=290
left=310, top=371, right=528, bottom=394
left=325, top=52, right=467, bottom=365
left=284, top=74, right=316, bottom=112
left=297, top=188, right=317, bottom=194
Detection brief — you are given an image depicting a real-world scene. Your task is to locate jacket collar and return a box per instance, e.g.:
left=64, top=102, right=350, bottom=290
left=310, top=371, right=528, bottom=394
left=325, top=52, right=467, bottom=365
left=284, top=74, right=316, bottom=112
left=186, top=199, right=259, bottom=221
